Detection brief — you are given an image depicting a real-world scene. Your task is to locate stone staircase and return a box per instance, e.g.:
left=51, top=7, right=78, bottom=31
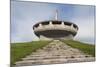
left=15, top=40, right=95, bottom=66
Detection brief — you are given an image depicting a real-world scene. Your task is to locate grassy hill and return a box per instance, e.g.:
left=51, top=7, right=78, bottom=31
left=11, top=40, right=95, bottom=65
left=11, top=41, right=51, bottom=65
left=62, top=40, right=95, bottom=57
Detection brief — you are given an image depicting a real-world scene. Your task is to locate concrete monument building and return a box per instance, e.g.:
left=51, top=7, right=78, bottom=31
left=33, top=10, right=78, bottom=40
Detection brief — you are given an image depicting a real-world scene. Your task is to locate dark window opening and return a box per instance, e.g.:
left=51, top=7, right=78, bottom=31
left=73, top=24, right=78, bottom=29
left=52, top=21, right=61, bottom=24
left=34, top=24, right=39, bottom=28
left=64, top=22, right=71, bottom=26
left=41, top=21, right=49, bottom=25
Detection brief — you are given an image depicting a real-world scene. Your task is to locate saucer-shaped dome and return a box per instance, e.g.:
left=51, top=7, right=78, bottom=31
left=33, top=20, right=78, bottom=40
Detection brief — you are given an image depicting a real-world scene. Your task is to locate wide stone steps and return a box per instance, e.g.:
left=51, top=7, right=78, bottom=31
left=15, top=57, right=95, bottom=66
left=22, top=55, right=91, bottom=60
left=15, top=40, right=95, bottom=66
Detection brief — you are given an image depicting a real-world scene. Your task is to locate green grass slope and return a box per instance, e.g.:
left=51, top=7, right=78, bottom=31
left=62, top=40, right=95, bottom=57
left=11, top=41, right=51, bottom=65
left=11, top=40, right=95, bottom=65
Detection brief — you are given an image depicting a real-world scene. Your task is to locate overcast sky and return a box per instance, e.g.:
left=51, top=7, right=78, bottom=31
left=11, top=1, right=95, bottom=44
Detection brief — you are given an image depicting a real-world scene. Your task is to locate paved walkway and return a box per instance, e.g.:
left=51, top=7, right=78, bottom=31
left=15, top=40, right=95, bottom=66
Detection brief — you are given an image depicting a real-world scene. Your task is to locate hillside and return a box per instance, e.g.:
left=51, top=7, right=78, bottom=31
left=11, top=41, right=51, bottom=65
left=62, top=40, right=95, bottom=57
left=11, top=40, right=95, bottom=65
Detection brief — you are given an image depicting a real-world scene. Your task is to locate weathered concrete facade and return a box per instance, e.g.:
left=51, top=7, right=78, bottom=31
left=33, top=20, right=78, bottom=40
